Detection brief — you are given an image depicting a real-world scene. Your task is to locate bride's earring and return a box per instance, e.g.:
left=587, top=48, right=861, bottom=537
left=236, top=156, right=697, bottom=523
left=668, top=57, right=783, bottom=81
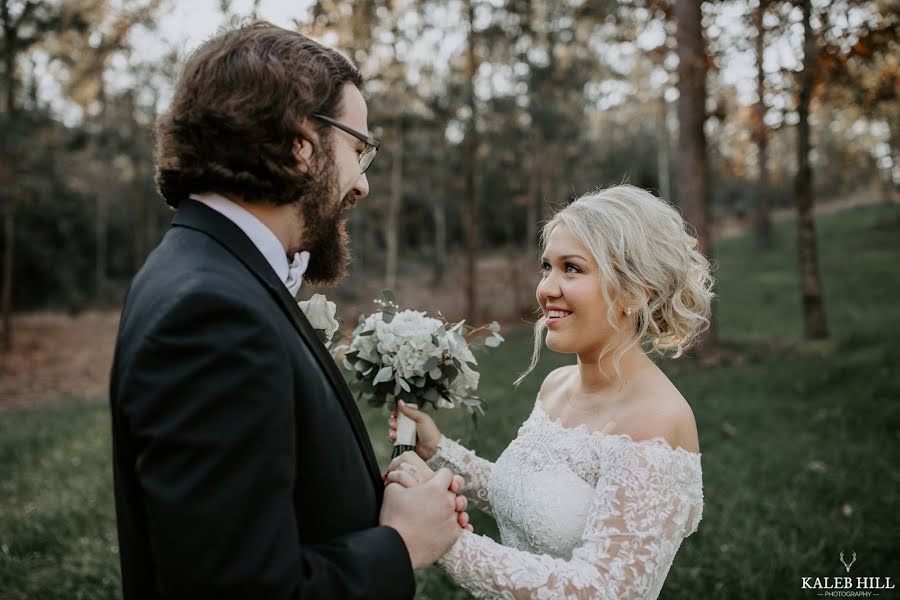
left=625, top=307, right=633, bottom=317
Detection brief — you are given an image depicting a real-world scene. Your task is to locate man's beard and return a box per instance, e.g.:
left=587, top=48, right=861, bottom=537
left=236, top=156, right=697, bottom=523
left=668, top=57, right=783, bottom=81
left=295, top=160, right=355, bottom=287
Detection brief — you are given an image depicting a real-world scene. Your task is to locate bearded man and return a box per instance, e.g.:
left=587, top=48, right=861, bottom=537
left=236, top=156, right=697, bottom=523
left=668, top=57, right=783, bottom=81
left=109, top=22, right=468, bottom=600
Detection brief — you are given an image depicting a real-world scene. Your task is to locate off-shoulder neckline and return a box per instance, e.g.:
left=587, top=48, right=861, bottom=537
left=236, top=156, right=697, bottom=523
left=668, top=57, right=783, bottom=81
left=533, top=401, right=702, bottom=459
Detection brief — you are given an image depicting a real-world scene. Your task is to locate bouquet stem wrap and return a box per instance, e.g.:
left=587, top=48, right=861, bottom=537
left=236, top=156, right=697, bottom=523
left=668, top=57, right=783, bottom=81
left=392, top=402, right=417, bottom=458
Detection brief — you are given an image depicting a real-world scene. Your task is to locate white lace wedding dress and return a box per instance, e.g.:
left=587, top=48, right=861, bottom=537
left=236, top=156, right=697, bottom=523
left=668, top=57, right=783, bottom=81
left=427, top=398, right=703, bottom=600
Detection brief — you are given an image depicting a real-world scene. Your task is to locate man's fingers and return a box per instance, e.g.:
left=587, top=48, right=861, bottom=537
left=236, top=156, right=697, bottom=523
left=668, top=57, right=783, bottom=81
left=454, top=495, right=468, bottom=512
left=457, top=511, right=470, bottom=528
left=387, top=455, right=408, bottom=473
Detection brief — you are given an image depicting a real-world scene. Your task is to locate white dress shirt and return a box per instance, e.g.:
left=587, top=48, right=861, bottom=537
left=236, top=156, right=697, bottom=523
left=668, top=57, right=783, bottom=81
left=190, top=192, right=310, bottom=297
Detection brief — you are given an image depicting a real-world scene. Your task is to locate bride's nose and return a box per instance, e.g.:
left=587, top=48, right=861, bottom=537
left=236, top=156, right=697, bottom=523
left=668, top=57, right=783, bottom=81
left=536, top=271, right=562, bottom=303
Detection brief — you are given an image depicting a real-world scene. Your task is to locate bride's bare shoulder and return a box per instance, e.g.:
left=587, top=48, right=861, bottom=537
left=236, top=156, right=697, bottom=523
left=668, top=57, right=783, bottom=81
left=626, top=373, right=700, bottom=454
left=538, top=365, right=577, bottom=399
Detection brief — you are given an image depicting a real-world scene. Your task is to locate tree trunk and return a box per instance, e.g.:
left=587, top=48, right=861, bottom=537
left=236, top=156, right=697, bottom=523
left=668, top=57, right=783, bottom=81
left=2, top=0, right=17, bottom=350
left=464, top=0, right=479, bottom=321
left=884, top=110, right=899, bottom=204
left=754, top=0, right=772, bottom=249
left=94, top=74, right=109, bottom=302
left=133, top=190, right=145, bottom=274
left=2, top=0, right=14, bottom=116
left=675, top=0, right=718, bottom=359
left=2, top=199, right=13, bottom=350
left=527, top=145, right=540, bottom=248
left=431, top=197, right=446, bottom=286
left=385, top=119, right=403, bottom=292
left=795, top=0, right=828, bottom=339
left=657, top=95, right=671, bottom=202
left=95, top=191, right=108, bottom=300
left=431, top=132, right=447, bottom=286
left=540, top=158, right=554, bottom=222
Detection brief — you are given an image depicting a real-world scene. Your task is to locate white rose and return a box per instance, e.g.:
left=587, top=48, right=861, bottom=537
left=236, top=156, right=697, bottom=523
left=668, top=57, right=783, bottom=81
left=298, top=294, right=339, bottom=343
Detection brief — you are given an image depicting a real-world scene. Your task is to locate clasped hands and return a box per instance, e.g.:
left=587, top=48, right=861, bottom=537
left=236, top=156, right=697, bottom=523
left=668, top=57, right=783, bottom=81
left=384, top=452, right=473, bottom=531
left=384, top=451, right=473, bottom=534
left=379, top=454, right=472, bottom=569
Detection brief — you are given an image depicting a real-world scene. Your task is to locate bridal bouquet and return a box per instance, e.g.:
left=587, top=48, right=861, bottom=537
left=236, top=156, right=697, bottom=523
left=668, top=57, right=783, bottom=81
left=340, top=291, right=504, bottom=458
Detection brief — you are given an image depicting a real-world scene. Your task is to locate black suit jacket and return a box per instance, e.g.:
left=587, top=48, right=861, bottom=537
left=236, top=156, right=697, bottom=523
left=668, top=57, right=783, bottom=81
left=109, top=200, right=415, bottom=600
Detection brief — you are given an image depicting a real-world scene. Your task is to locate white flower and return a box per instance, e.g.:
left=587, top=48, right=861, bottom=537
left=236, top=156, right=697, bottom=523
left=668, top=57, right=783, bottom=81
left=298, top=294, right=339, bottom=343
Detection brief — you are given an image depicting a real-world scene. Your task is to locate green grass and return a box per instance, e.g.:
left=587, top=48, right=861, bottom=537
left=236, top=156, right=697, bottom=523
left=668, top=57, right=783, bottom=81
left=2, top=204, right=898, bottom=599
left=0, top=399, right=120, bottom=599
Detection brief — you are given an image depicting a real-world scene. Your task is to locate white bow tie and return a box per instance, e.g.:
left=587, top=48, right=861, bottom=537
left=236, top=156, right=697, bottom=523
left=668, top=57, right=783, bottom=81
left=285, top=251, right=310, bottom=298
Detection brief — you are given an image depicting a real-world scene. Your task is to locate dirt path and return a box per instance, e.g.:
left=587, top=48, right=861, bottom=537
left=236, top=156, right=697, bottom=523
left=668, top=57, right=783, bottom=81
left=0, top=311, right=119, bottom=409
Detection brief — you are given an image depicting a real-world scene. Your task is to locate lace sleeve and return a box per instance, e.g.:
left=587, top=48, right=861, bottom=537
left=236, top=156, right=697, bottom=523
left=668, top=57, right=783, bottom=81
left=437, top=440, right=703, bottom=600
left=427, top=436, right=495, bottom=515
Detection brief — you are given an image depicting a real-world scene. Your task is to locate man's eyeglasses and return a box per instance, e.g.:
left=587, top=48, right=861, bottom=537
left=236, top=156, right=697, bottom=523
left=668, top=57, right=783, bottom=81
left=312, top=113, right=380, bottom=174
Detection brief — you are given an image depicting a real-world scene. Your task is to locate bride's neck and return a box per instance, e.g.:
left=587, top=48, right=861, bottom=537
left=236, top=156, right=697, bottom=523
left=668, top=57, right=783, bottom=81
left=574, top=345, right=652, bottom=401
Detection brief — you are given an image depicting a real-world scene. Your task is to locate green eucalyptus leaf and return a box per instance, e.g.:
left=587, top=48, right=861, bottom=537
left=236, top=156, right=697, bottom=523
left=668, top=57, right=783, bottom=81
left=443, top=365, right=459, bottom=382
left=373, top=366, right=394, bottom=385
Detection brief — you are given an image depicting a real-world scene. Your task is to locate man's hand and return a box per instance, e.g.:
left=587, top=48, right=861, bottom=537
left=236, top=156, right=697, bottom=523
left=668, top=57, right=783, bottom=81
left=385, top=451, right=473, bottom=532
left=380, top=468, right=467, bottom=569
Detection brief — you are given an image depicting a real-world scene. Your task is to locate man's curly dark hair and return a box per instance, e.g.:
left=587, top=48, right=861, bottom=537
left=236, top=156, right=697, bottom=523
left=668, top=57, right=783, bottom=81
left=155, top=21, right=363, bottom=208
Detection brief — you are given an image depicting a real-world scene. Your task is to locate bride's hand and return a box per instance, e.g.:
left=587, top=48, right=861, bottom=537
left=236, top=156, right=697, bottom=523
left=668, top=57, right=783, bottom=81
left=385, top=451, right=438, bottom=487
left=388, top=400, right=442, bottom=461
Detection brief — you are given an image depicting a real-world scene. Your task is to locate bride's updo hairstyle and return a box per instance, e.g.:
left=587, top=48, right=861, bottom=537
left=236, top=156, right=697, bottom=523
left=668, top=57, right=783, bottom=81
left=516, top=184, right=715, bottom=385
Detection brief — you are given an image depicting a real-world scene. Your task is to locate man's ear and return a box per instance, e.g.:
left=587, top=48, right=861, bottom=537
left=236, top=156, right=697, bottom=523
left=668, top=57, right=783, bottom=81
left=292, top=135, right=315, bottom=173
left=293, top=119, right=318, bottom=173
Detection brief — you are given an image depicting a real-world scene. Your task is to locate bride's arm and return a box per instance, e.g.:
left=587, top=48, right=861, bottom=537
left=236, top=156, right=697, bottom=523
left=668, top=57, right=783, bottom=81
left=389, top=402, right=497, bottom=514
left=427, top=436, right=496, bottom=515
left=437, top=442, right=703, bottom=600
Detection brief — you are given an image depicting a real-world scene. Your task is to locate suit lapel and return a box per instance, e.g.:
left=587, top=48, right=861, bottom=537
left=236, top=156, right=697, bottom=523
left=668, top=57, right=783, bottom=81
left=172, top=201, right=384, bottom=494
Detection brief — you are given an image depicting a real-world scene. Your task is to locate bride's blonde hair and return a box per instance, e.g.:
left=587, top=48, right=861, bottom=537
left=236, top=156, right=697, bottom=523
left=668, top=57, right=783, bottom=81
left=515, top=184, right=715, bottom=385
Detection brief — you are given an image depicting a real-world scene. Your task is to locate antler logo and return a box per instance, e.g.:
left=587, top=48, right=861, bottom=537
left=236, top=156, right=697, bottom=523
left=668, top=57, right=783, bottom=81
left=840, top=551, right=857, bottom=573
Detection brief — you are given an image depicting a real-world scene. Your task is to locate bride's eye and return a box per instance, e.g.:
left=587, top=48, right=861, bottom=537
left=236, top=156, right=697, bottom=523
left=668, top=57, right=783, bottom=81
left=565, top=263, right=582, bottom=274
left=539, top=262, right=551, bottom=275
